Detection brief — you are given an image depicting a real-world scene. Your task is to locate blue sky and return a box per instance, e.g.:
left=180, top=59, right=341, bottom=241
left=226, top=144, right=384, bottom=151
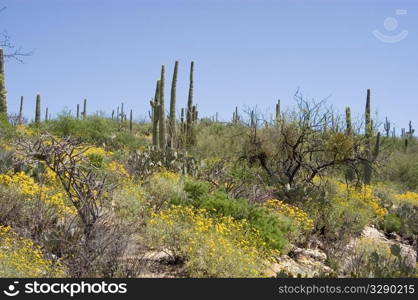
left=1, top=0, right=417, bottom=131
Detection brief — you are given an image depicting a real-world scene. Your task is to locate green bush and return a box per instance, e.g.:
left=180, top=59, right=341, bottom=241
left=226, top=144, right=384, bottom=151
left=380, top=214, right=402, bottom=234
left=172, top=180, right=297, bottom=252
left=42, top=115, right=147, bottom=151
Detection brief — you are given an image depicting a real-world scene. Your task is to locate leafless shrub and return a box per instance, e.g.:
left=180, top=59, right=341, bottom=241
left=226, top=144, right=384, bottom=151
left=14, top=133, right=136, bottom=277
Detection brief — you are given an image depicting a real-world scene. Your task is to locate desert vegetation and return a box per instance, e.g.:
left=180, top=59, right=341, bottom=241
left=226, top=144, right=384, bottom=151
left=0, top=56, right=417, bottom=278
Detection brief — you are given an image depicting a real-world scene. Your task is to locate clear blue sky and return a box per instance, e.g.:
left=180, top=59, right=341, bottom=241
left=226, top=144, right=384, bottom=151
left=1, top=0, right=417, bottom=131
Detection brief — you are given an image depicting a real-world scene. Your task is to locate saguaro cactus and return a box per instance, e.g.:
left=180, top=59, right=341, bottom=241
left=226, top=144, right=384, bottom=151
left=192, top=105, right=197, bottom=122
left=150, top=80, right=161, bottom=148
left=83, top=98, right=87, bottom=119
left=35, top=94, right=41, bottom=124
left=384, top=117, right=390, bottom=137
left=0, top=49, right=7, bottom=116
left=365, top=89, right=371, bottom=137
left=275, top=99, right=281, bottom=125
left=345, top=107, right=352, bottom=135
left=129, top=109, right=133, bottom=132
left=169, top=61, right=178, bottom=149
left=407, top=121, right=415, bottom=137
left=76, top=104, right=80, bottom=120
left=45, top=107, right=49, bottom=122
left=186, top=61, right=194, bottom=142
left=158, top=65, right=166, bottom=149
left=363, top=89, right=372, bottom=184
left=18, top=96, right=24, bottom=124
left=233, top=106, right=240, bottom=125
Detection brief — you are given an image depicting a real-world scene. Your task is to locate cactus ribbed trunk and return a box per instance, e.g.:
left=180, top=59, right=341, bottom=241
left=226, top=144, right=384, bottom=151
left=384, top=117, right=390, bottom=137
left=158, top=65, right=166, bottom=149
left=76, top=104, right=80, bottom=120
left=18, top=96, right=24, bottom=124
left=345, top=107, right=352, bottom=135
left=35, top=94, right=41, bottom=124
left=0, top=49, right=7, bottom=116
left=45, top=107, right=49, bottom=122
left=186, top=61, right=194, bottom=144
left=169, top=61, right=178, bottom=149
left=83, top=99, right=87, bottom=119
left=129, top=109, right=133, bottom=132
left=151, top=80, right=160, bottom=148
left=364, top=89, right=372, bottom=184
left=192, top=105, right=197, bottom=122
left=365, top=89, right=371, bottom=137
left=275, top=100, right=281, bottom=125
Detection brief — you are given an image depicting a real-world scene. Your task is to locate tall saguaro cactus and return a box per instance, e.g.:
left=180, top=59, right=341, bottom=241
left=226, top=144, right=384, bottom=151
left=275, top=99, right=281, bottom=125
left=150, top=80, right=161, bottom=148
left=18, top=96, right=24, bottom=124
left=129, top=109, right=133, bottom=132
left=345, top=106, right=352, bottom=135
left=169, top=61, right=178, bottom=149
left=76, top=104, right=80, bottom=120
left=384, top=117, right=391, bottom=137
left=45, top=107, right=49, bottom=122
left=365, top=89, right=371, bottom=137
left=35, top=94, right=41, bottom=124
left=158, top=65, right=166, bottom=149
left=83, top=99, right=87, bottom=119
left=186, top=61, right=194, bottom=143
left=0, top=49, right=7, bottom=116
left=363, top=89, right=373, bottom=184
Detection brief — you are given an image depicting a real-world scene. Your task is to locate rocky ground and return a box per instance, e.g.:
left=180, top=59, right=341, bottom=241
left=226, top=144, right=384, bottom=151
left=131, top=226, right=416, bottom=278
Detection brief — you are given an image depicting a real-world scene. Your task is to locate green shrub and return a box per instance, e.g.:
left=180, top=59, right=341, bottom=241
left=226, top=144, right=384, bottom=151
left=42, top=115, right=147, bottom=152
left=380, top=214, right=402, bottom=234
left=172, top=180, right=297, bottom=252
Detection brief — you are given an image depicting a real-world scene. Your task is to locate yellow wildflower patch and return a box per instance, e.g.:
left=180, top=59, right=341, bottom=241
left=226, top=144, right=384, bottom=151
left=264, top=199, right=314, bottom=231
left=146, top=205, right=271, bottom=277
left=0, top=226, right=64, bottom=277
left=0, top=172, right=76, bottom=216
left=333, top=181, right=388, bottom=218
left=394, top=191, right=418, bottom=206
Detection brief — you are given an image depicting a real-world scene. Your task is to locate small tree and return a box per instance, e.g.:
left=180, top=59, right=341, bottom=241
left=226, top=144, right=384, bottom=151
left=242, top=93, right=371, bottom=191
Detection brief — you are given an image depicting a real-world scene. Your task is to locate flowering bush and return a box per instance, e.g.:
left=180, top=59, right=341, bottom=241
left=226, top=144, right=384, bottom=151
left=0, top=226, right=64, bottom=277
left=394, top=191, right=418, bottom=206
left=333, top=182, right=388, bottom=219
left=0, top=171, right=76, bottom=217
left=144, top=205, right=271, bottom=277
left=264, top=199, right=314, bottom=231
left=145, top=171, right=186, bottom=211
left=111, top=183, right=147, bottom=224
